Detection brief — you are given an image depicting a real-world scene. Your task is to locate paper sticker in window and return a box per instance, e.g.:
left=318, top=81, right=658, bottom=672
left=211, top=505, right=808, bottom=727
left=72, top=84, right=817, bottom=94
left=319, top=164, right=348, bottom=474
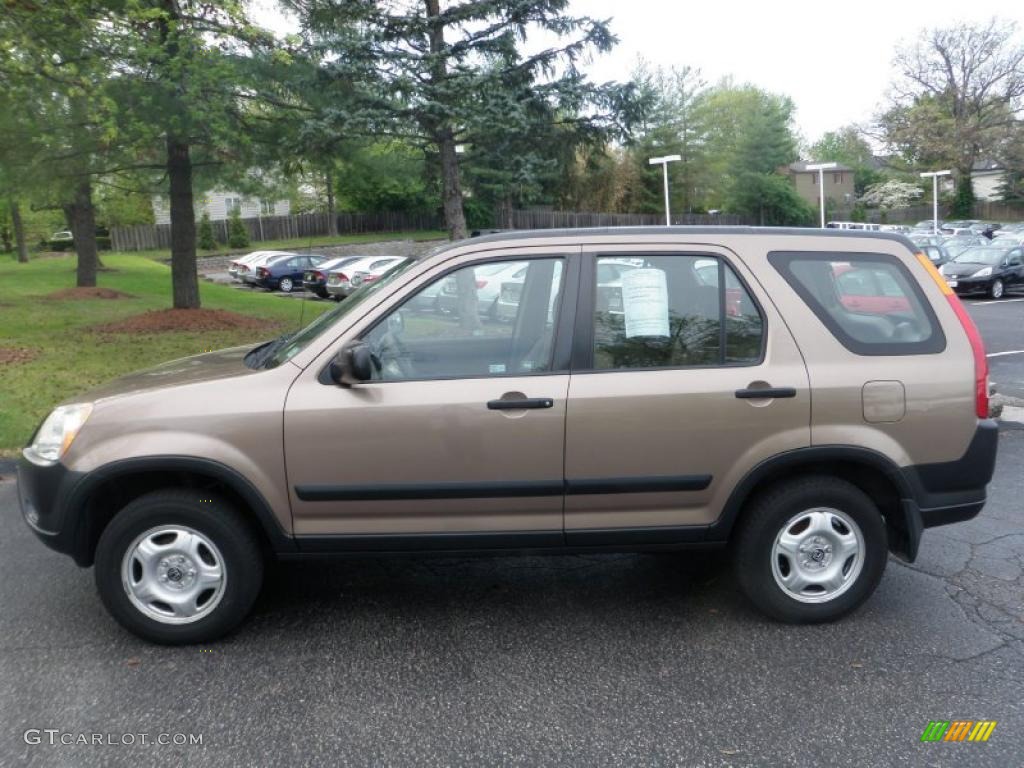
left=621, top=268, right=669, bottom=338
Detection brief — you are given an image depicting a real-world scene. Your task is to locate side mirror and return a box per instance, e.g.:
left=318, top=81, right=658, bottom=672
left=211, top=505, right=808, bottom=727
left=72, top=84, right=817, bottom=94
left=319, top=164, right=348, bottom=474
left=329, top=341, right=373, bottom=386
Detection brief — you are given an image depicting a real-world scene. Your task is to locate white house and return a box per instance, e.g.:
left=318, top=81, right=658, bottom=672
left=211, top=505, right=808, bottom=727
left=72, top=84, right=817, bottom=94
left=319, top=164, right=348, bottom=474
left=151, top=190, right=291, bottom=225
left=971, top=161, right=1007, bottom=202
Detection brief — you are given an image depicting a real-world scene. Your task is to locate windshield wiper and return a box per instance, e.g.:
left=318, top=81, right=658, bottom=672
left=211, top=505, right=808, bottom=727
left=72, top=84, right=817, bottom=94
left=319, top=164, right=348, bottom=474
left=244, top=333, right=292, bottom=369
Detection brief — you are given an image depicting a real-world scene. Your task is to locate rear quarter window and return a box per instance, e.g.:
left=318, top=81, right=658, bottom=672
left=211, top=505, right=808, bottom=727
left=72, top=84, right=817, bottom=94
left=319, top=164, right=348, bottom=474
left=768, top=251, right=946, bottom=356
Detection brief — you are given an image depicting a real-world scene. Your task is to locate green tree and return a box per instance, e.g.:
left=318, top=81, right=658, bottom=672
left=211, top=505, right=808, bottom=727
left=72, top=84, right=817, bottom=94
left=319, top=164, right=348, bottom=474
left=227, top=210, right=249, bottom=249
left=879, top=19, right=1024, bottom=187
left=198, top=212, right=217, bottom=250
left=627, top=60, right=708, bottom=215
left=809, top=126, right=883, bottom=195
left=100, top=2, right=278, bottom=308
left=718, top=86, right=805, bottom=223
left=0, top=3, right=116, bottom=282
left=951, top=177, right=976, bottom=218
left=290, top=0, right=627, bottom=241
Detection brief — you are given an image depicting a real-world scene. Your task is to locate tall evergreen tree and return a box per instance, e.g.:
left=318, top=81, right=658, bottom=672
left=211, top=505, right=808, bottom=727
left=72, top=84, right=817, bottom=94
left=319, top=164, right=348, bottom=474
left=289, top=0, right=627, bottom=241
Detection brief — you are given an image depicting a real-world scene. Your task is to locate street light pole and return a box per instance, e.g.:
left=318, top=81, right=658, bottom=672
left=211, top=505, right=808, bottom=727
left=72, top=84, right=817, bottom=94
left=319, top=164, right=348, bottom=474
left=919, top=170, right=952, bottom=234
left=649, top=154, right=681, bottom=226
left=806, top=162, right=838, bottom=228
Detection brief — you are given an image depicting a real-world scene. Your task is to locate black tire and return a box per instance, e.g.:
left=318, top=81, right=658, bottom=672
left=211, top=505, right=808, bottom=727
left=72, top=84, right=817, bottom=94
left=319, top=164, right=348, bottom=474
left=733, top=476, right=887, bottom=624
left=989, top=279, right=1004, bottom=299
left=94, top=489, right=264, bottom=644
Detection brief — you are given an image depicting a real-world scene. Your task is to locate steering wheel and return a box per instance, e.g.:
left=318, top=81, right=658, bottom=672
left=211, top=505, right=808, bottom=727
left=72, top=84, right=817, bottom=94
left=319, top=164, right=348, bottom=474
left=371, top=329, right=416, bottom=379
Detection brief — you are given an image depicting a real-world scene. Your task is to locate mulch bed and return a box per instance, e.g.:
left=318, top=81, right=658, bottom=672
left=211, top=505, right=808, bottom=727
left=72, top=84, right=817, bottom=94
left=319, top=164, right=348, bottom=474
left=45, top=287, right=134, bottom=300
left=92, top=308, right=279, bottom=334
left=0, top=347, right=40, bottom=366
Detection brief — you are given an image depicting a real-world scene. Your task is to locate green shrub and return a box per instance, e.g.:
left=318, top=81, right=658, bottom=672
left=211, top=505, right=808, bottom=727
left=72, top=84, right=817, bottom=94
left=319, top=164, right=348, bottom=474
left=950, top=176, right=975, bottom=218
left=198, top=212, right=216, bottom=250
left=227, top=209, right=249, bottom=249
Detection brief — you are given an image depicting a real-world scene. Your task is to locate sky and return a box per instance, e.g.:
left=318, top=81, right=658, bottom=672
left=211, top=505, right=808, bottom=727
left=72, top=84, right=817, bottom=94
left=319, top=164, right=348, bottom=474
left=251, top=0, right=1023, bottom=146
left=571, top=0, right=1022, bottom=143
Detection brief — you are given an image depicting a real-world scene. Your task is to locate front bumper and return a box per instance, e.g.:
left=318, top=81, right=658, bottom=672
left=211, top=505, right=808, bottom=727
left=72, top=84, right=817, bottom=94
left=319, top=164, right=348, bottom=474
left=949, top=276, right=994, bottom=295
left=16, top=454, right=86, bottom=562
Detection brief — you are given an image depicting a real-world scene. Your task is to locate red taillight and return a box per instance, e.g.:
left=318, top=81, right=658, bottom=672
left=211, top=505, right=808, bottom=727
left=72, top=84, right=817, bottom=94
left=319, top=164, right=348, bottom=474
left=476, top=279, right=488, bottom=289
left=364, top=274, right=379, bottom=283
left=337, top=273, right=348, bottom=283
left=258, top=267, right=270, bottom=278
left=916, top=253, right=988, bottom=418
left=948, top=293, right=989, bottom=418
left=312, top=271, right=324, bottom=280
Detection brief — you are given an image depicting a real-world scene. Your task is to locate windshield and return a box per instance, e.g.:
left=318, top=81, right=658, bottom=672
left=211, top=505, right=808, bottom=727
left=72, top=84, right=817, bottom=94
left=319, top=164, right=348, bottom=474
left=262, top=258, right=416, bottom=368
left=952, top=248, right=1006, bottom=266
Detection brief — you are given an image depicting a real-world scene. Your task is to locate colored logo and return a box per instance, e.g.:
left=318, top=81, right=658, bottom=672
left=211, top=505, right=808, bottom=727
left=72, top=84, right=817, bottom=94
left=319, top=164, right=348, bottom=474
left=920, top=721, right=996, bottom=742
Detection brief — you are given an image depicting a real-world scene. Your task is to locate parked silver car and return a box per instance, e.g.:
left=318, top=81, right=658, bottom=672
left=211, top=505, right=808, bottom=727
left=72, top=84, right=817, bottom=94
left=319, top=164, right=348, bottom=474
left=326, top=256, right=406, bottom=300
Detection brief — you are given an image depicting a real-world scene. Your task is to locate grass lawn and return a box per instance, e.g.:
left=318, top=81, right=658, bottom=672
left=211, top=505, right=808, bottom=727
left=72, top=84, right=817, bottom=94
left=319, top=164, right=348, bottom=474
left=132, top=230, right=448, bottom=262
left=0, top=253, right=338, bottom=456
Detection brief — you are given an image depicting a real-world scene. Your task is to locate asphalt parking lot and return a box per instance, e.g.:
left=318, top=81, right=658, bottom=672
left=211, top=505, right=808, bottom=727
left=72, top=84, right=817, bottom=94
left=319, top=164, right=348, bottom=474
left=0, top=301, right=1022, bottom=767
left=967, top=294, right=1024, bottom=402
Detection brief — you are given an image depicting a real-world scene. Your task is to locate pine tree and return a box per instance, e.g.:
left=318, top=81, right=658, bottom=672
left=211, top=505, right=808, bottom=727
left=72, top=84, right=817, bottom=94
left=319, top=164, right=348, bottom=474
left=950, top=176, right=976, bottom=218
left=198, top=212, right=216, bottom=250
left=227, top=210, right=249, bottom=249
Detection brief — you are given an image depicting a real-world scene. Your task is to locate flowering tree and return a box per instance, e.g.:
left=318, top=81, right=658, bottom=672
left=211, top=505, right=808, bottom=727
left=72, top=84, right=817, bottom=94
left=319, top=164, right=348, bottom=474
left=858, top=180, right=923, bottom=209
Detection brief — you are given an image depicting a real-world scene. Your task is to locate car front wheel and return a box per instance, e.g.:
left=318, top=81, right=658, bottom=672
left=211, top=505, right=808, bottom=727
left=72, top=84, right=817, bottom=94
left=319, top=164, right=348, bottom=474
left=733, top=476, right=887, bottom=623
left=990, top=279, right=1004, bottom=299
left=94, top=490, right=264, bottom=644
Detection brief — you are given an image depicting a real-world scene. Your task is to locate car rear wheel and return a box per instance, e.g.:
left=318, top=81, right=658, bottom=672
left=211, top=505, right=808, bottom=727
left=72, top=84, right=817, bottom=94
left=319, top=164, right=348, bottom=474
left=990, top=279, right=1004, bottom=299
left=94, top=490, right=264, bottom=644
left=733, top=476, right=887, bottom=623
left=279, top=277, right=294, bottom=293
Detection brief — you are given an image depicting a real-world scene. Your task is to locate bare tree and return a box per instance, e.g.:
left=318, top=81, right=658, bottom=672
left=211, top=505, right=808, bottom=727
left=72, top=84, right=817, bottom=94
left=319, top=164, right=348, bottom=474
left=882, top=19, right=1024, bottom=179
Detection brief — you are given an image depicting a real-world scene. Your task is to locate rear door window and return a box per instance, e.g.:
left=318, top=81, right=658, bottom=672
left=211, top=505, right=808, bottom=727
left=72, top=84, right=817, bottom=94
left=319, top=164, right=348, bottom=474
left=590, top=254, right=764, bottom=369
left=769, top=252, right=945, bottom=356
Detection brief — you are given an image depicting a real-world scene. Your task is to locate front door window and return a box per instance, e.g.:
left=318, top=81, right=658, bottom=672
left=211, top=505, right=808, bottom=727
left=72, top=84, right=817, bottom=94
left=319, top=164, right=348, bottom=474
left=363, top=258, right=565, bottom=380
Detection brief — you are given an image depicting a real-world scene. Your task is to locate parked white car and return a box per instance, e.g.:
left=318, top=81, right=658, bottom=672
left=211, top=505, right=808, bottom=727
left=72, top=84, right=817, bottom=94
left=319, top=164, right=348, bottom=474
left=436, top=261, right=531, bottom=319
left=228, top=251, right=299, bottom=282
left=326, top=256, right=406, bottom=300
left=350, top=257, right=409, bottom=290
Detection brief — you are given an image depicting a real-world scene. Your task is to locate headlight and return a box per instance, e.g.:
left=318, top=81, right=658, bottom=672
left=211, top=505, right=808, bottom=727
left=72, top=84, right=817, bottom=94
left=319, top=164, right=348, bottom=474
left=25, top=403, right=93, bottom=464
left=972, top=266, right=993, bottom=277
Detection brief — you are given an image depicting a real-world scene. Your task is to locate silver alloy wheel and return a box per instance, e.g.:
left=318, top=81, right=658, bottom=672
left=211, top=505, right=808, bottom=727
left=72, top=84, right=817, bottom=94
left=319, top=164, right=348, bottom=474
left=770, top=507, right=865, bottom=604
left=992, top=279, right=1004, bottom=298
left=121, top=526, right=227, bottom=624
left=280, top=277, right=293, bottom=292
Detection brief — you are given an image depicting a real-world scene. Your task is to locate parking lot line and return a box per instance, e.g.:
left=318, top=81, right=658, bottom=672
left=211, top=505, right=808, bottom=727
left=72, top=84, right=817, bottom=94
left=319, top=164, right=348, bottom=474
left=969, top=298, right=1024, bottom=306
left=987, top=350, right=1024, bottom=358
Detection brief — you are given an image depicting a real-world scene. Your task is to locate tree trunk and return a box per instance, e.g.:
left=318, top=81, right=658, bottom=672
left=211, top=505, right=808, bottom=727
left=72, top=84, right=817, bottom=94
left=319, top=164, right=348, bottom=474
left=325, top=166, right=338, bottom=236
left=167, top=135, right=200, bottom=309
left=424, top=0, right=467, bottom=242
left=497, top=194, right=514, bottom=229
left=10, top=200, right=28, bottom=263
left=437, top=130, right=468, bottom=241
left=63, top=179, right=99, bottom=287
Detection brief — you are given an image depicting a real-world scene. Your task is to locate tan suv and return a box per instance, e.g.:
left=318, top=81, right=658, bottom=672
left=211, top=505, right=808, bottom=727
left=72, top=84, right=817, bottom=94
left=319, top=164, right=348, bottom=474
left=17, top=228, right=997, bottom=644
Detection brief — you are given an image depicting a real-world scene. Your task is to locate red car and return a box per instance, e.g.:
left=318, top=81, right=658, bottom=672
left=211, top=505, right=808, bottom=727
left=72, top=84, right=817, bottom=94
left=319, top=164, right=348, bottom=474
left=832, top=263, right=911, bottom=315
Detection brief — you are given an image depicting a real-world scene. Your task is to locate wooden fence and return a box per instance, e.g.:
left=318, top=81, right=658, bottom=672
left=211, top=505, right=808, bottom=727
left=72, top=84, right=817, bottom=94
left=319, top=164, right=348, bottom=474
left=509, top=209, right=747, bottom=229
left=110, top=211, right=445, bottom=252
left=110, top=208, right=748, bottom=251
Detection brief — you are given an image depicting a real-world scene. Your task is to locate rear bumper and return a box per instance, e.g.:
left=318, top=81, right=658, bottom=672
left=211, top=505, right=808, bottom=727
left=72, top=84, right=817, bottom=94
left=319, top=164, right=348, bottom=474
left=894, top=419, right=998, bottom=560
